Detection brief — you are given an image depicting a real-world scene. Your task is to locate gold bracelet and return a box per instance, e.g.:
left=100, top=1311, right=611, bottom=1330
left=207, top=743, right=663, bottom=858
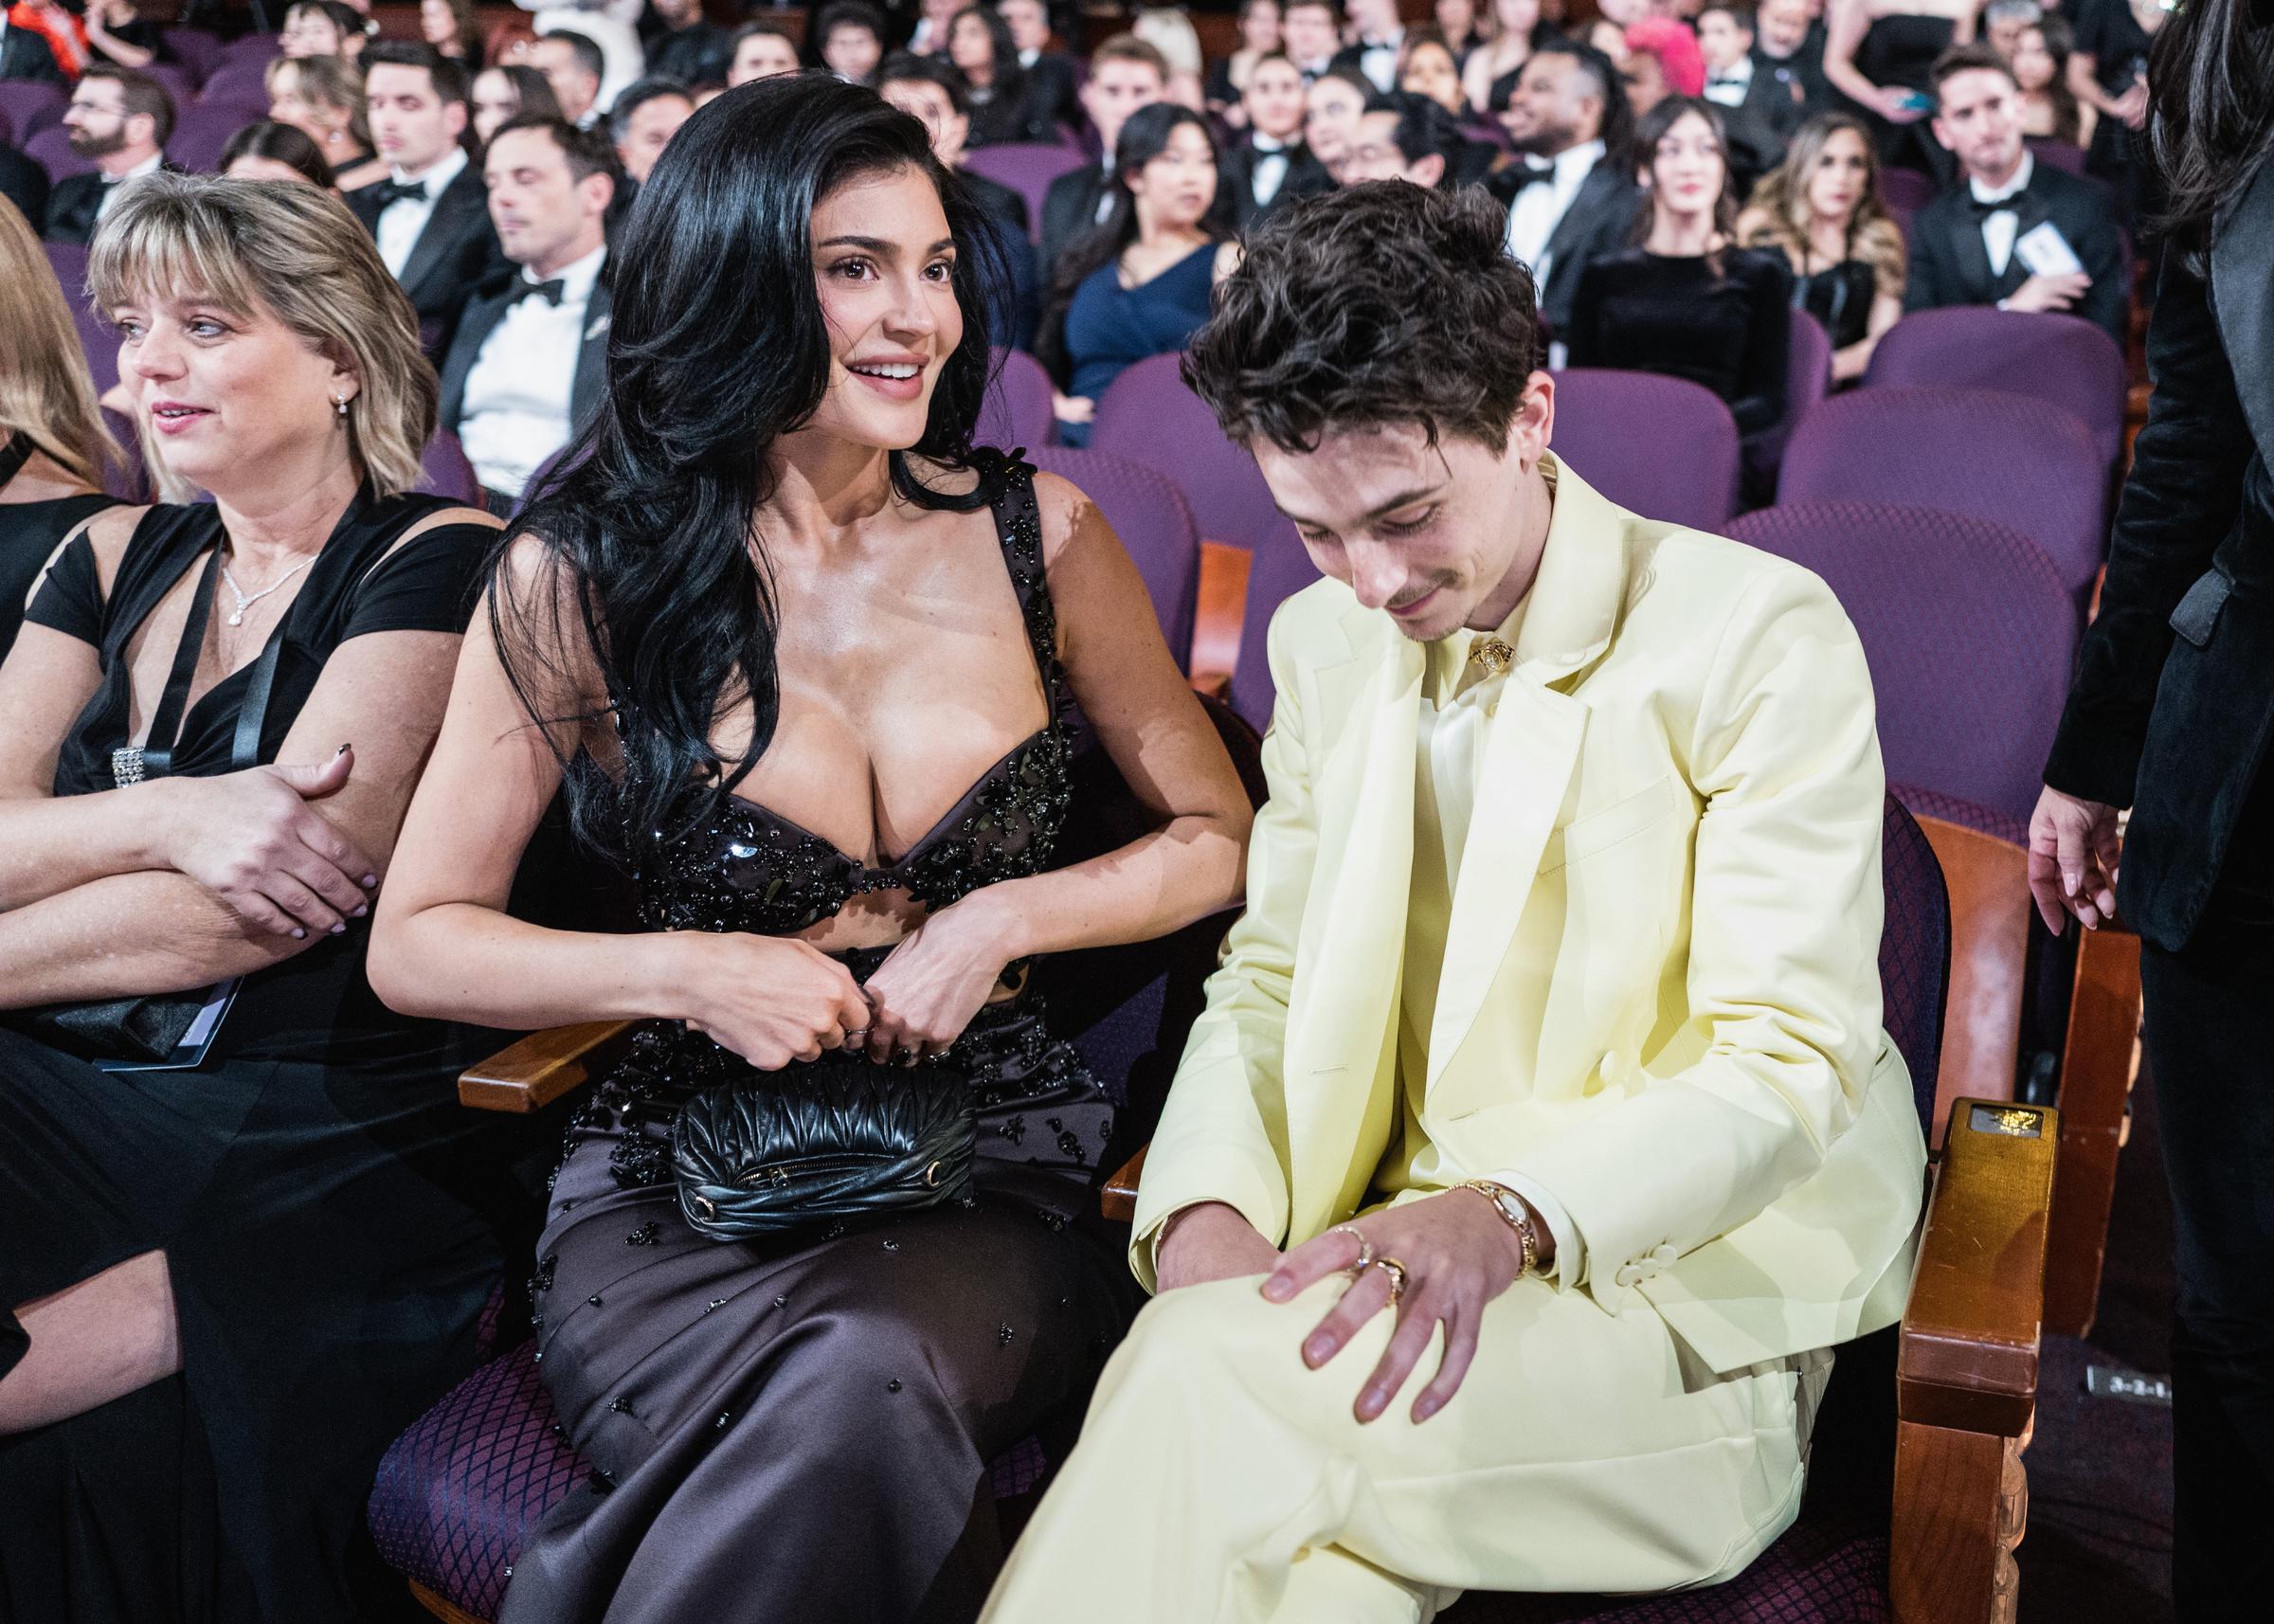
left=1456, top=1179, right=1540, bottom=1277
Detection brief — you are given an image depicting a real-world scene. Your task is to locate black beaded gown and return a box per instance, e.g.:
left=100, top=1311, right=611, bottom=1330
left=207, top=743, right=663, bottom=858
left=496, top=450, right=1135, bottom=1624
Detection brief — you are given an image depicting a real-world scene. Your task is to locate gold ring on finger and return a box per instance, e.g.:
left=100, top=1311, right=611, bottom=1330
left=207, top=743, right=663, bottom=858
left=1330, top=1224, right=1374, bottom=1275
left=1366, top=1255, right=1410, bottom=1308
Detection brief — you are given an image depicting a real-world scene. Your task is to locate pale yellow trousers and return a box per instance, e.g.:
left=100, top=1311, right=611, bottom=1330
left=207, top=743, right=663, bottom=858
left=981, top=1272, right=1832, bottom=1624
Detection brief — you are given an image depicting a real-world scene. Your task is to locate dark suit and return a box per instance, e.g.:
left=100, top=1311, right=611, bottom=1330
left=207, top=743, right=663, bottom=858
left=1, top=140, right=48, bottom=231
left=348, top=157, right=503, bottom=360
left=44, top=159, right=177, bottom=246
left=1708, top=59, right=1808, bottom=142
left=1903, top=160, right=2129, bottom=347
left=963, top=169, right=1040, bottom=350
left=1022, top=51, right=1079, bottom=131
left=1218, top=136, right=1333, bottom=230
left=2038, top=161, right=2274, bottom=1617
left=647, top=21, right=731, bottom=87
left=1752, top=38, right=1829, bottom=114
left=1039, top=158, right=1111, bottom=286
left=1487, top=154, right=1641, bottom=338
left=437, top=267, right=612, bottom=496
left=0, top=26, right=66, bottom=86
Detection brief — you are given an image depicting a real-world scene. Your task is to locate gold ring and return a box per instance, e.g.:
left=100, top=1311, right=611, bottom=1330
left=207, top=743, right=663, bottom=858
left=1330, top=1224, right=1374, bottom=1274
left=1366, top=1255, right=1410, bottom=1308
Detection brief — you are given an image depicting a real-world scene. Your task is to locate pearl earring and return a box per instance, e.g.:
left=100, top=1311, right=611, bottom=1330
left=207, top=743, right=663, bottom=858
left=334, top=396, right=349, bottom=417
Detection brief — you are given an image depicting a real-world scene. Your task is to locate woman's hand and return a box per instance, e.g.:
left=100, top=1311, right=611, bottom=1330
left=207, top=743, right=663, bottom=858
left=1261, top=1187, right=1538, bottom=1425
left=1052, top=392, right=1095, bottom=426
left=1874, top=85, right=1928, bottom=124
left=1156, top=1200, right=1281, bottom=1291
left=675, top=932, right=872, bottom=1070
left=855, top=896, right=1018, bottom=1065
left=156, top=747, right=381, bottom=938
left=2112, top=78, right=2149, bottom=132
left=2029, top=785, right=2122, bottom=933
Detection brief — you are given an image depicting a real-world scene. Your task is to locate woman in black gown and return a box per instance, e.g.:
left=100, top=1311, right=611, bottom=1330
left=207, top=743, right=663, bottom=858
left=1739, top=112, right=1908, bottom=383
left=0, top=198, right=118, bottom=660
left=369, top=76, right=1253, bottom=1623
left=1822, top=0, right=1979, bottom=180
left=0, top=175, right=521, bottom=1622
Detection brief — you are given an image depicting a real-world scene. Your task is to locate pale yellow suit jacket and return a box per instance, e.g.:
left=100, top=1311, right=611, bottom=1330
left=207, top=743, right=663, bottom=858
left=1131, top=458, right=1929, bottom=1376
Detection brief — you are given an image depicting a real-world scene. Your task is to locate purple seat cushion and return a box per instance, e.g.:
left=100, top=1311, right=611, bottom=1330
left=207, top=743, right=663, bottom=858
left=1227, top=525, right=1324, bottom=731
left=0, top=81, right=67, bottom=145
left=1549, top=370, right=1742, bottom=532
left=961, top=142, right=1086, bottom=245
left=1031, top=445, right=1200, bottom=667
left=26, top=125, right=95, bottom=185
left=1091, top=352, right=1300, bottom=557
left=171, top=101, right=262, bottom=174
left=978, top=346, right=1056, bottom=451
left=1863, top=307, right=2126, bottom=467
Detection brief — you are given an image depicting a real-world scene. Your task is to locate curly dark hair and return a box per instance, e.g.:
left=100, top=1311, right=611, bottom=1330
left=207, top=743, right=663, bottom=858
left=1182, top=181, right=1541, bottom=454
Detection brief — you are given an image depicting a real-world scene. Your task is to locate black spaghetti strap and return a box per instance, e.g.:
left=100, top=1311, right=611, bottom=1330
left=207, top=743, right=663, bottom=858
left=0, top=433, right=34, bottom=496
left=982, top=449, right=1063, bottom=711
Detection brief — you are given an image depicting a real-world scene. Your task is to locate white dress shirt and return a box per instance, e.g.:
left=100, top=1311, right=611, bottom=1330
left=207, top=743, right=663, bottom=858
left=374, top=144, right=468, bottom=280
left=1972, top=149, right=2034, bottom=280
left=1702, top=56, right=1754, bottom=108
left=1248, top=134, right=1293, bottom=208
left=1354, top=27, right=1404, bottom=94
left=1503, top=137, right=1605, bottom=297
left=96, top=151, right=164, bottom=222
left=458, top=244, right=606, bottom=500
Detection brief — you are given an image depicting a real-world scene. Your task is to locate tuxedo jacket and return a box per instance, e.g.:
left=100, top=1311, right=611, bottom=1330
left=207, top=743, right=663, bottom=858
left=1487, top=157, right=1641, bottom=336
left=1219, top=137, right=1334, bottom=231
left=1751, top=41, right=1829, bottom=117
left=1904, top=162, right=2129, bottom=346
left=348, top=159, right=504, bottom=360
left=0, top=26, right=65, bottom=86
left=2045, top=164, right=2274, bottom=948
left=1717, top=59, right=1808, bottom=143
left=1039, top=160, right=1110, bottom=284
left=44, top=160, right=181, bottom=246
left=437, top=269, right=612, bottom=441
left=0, top=139, right=47, bottom=230
left=1131, top=457, right=1927, bottom=1375
left=1023, top=52, right=1080, bottom=131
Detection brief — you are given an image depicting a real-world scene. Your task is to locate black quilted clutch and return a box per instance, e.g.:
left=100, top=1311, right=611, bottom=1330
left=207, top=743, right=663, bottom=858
left=670, top=1059, right=977, bottom=1241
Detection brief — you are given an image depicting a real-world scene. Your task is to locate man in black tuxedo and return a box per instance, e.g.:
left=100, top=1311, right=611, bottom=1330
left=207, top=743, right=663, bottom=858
left=348, top=43, right=500, bottom=361
left=1220, top=54, right=1334, bottom=229
left=44, top=63, right=173, bottom=246
left=640, top=0, right=731, bottom=91
left=1, top=138, right=47, bottom=227
left=438, top=117, right=616, bottom=513
left=1329, top=0, right=1405, bottom=94
left=1038, top=33, right=1167, bottom=282
left=1488, top=40, right=1639, bottom=343
left=1699, top=6, right=1807, bottom=140
left=1904, top=42, right=2129, bottom=347
left=1752, top=0, right=1830, bottom=112
left=998, top=0, right=1078, bottom=129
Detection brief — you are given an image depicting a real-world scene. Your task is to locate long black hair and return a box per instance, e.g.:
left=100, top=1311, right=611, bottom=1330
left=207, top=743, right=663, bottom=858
left=2149, top=0, right=2274, bottom=268
left=1036, top=101, right=1225, bottom=383
left=949, top=4, right=1027, bottom=103
left=496, top=75, right=1005, bottom=855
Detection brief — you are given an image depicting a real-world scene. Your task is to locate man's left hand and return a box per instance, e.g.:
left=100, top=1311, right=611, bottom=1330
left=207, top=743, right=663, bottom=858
left=1261, top=1188, right=1541, bottom=1426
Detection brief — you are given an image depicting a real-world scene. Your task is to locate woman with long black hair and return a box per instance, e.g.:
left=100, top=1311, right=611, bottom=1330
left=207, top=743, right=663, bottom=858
left=368, top=75, right=1253, bottom=1622
left=2030, top=3, right=2274, bottom=1615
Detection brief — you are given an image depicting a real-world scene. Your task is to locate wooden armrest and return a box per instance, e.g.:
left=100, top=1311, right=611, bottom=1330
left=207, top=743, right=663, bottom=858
left=1189, top=670, right=1233, bottom=701
left=458, top=1020, right=638, bottom=1113
left=1189, top=540, right=1251, bottom=692
left=1101, top=1145, right=1147, bottom=1224
left=2045, top=915, right=2142, bottom=1336
left=1899, top=1096, right=2059, bottom=1438
left=1913, top=816, right=2030, bottom=1149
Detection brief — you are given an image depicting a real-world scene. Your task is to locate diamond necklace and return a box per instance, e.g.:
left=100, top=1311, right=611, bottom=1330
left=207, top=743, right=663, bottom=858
left=217, top=549, right=316, bottom=627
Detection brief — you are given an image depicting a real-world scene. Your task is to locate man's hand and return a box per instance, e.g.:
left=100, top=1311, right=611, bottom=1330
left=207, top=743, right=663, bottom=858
left=2005, top=272, right=2092, bottom=315
left=1261, top=1188, right=1536, bottom=1426
left=1155, top=1201, right=1280, bottom=1291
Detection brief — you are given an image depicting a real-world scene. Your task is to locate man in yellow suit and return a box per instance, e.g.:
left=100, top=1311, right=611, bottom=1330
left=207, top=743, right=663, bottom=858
left=981, top=181, right=1931, bottom=1621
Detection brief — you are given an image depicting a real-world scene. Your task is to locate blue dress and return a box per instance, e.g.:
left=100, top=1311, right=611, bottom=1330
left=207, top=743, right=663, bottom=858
left=1059, top=242, right=1218, bottom=447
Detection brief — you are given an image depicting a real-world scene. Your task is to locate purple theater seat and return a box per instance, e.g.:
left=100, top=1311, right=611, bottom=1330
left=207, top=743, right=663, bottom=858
left=1878, top=166, right=1936, bottom=236
left=1227, top=526, right=1324, bottom=731
left=0, top=81, right=66, bottom=146
left=140, top=62, right=198, bottom=112
left=71, top=285, right=121, bottom=398
left=1031, top=445, right=1200, bottom=666
left=1092, top=352, right=1299, bottom=557
left=163, top=27, right=226, bottom=86
left=170, top=100, right=261, bottom=174
left=1863, top=306, right=2127, bottom=468
left=101, top=406, right=147, bottom=503
left=25, top=125, right=95, bottom=185
left=977, top=346, right=1056, bottom=450
left=195, top=62, right=277, bottom=113
left=960, top=142, right=1086, bottom=244
left=1776, top=385, right=2107, bottom=601
left=1730, top=501, right=2076, bottom=831
left=1548, top=370, right=1742, bottom=532
left=418, top=432, right=481, bottom=505
left=44, top=239, right=89, bottom=300
left=217, top=32, right=284, bottom=70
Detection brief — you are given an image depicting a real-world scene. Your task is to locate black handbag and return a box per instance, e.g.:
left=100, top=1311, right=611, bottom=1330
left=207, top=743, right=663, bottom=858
left=670, top=1058, right=977, bottom=1241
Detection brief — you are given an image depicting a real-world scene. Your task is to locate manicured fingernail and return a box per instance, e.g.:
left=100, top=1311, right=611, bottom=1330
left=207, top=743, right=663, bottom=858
left=1415, top=1397, right=1440, bottom=1420
left=352, top=904, right=368, bottom=918
left=362, top=875, right=378, bottom=888
left=330, top=923, right=346, bottom=934
left=2063, top=869, right=2079, bottom=893
left=1262, top=1277, right=1290, bottom=1301
left=1304, top=1334, right=1332, bottom=1363
left=292, top=928, right=306, bottom=939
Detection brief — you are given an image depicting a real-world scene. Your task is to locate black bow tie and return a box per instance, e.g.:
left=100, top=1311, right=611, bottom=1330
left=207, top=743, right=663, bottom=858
left=507, top=278, right=566, bottom=308
left=1969, top=189, right=2024, bottom=220
left=373, top=177, right=429, bottom=208
left=1706, top=73, right=1747, bottom=88
left=1504, top=161, right=1554, bottom=192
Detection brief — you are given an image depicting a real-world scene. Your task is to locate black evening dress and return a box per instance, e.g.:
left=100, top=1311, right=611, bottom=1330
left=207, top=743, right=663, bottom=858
left=2072, top=0, right=2158, bottom=229
left=1849, top=10, right=1957, bottom=180
left=0, top=493, right=533, bottom=1624
left=0, top=433, right=117, bottom=660
left=1564, top=246, right=1796, bottom=436
left=496, top=450, right=1136, bottom=1624
left=1796, top=258, right=1879, bottom=352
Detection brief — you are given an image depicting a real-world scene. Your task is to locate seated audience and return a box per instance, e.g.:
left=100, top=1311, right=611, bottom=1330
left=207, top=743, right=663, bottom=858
left=815, top=0, right=887, bottom=87
left=1399, top=28, right=1472, bottom=117
left=0, top=202, right=117, bottom=659
left=1567, top=95, right=1792, bottom=436
left=610, top=76, right=692, bottom=186
left=2069, top=0, right=2161, bottom=227
left=349, top=43, right=503, bottom=358
left=421, top=0, right=483, bottom=76
left=1336, top=0, right=1410, bottom=92
left=1739, top=110, right=1905, bottom=378
left=950, top=5, right=1053, bottom=146
left=725, top=20, right=800, bottom=88
left=1435, top=0, right=1488, bottom=67
left=1753, top=0, right=1831, bottom=108
left=470, top=62, right=563, bottom=146
left=642, top=0, right=731, bottom=90
left=2011, top=13, right=2086, bottom=148
left=1, top=0, right=81, bottom=85
left=530, top=27, right=608, bottom=127
left=1699, top=4, right=1808, bottom=139
left=1205, top=0, right=1284, bottom=126
left=1305, top=63, right=1375, bottom=181
left=282, top=0, right=367, bottom=64
left=907, top=0, right=960, bottom=55
left=1281, top=0, right=1345, bottom=81
left=368, top=74, right=1248, bottom=1624
left=1345, top=86, right=1466, bottom=187
left=45, top=63, right=173, bottom=247
left=221, top=119, right=339, bottom=189
left=1489, top=38, right=1640, bottom=338
left=441, top=117, right=615, bottom=511
left=0, top=170, right=515, bottom=1624
left=269, top=52, right=388, bottom=189
left=1462, top=0, right=1552, bottom=118
left=1981, top=0, right=2039, bottom=63
left=1039, top=34, right=1168, bottom=285
left=1041, top=102, right=1236, bottom=444
left=1000, top=0, right=1080, bottom=128
left=1904, top=41, right=2128, bottom=345
left=81, top=0, right=169, bottom=72
left=1221, top=52, right=1335, bottom=228
left=1820, top=0, right=1967, bottom=181
left=1, top=137, right=49, bottom=225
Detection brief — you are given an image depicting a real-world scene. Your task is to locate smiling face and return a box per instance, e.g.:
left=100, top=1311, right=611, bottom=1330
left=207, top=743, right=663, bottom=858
left=1931, top=64, right=2025, bottom=185
left=1244, top=55, right=1308, bottom=141
left=1646, top=107, right=1724, bottom=216
left=111, top=285, right=357, bottom=493
left=1127, top=120, right=1218, bottom=232
left=728, top=31, right=802, bottom=87
left=1504, top=51, right=1597, bottom=153
left=268, top=62, right=346, bottom=146
left=802, top=166, right=965, bottom=452
left=1803, top=123, right=1871, bottom=222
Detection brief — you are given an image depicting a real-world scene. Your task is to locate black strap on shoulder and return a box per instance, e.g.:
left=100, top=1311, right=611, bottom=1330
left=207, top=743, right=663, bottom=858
left=138, top=541, right=294, bottom=778
left=0, top=433, right=34, bottom=496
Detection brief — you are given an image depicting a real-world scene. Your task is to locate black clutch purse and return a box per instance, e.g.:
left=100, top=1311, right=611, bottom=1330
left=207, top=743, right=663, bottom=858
left=670, top=1059, right=977, bottom=1242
